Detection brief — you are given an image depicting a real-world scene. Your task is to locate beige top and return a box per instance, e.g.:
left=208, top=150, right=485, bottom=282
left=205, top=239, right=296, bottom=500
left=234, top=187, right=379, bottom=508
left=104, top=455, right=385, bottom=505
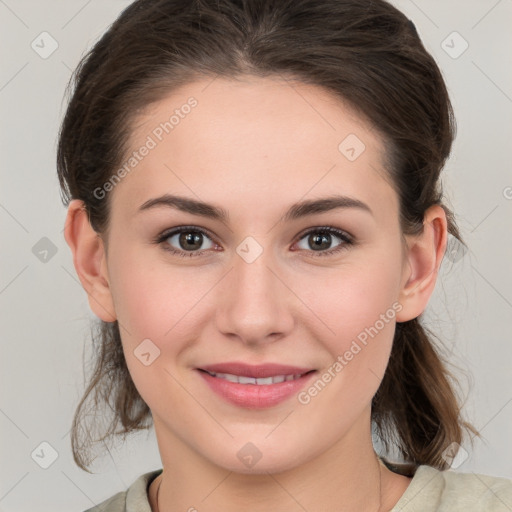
left=83, top=459, right=512, bottom=511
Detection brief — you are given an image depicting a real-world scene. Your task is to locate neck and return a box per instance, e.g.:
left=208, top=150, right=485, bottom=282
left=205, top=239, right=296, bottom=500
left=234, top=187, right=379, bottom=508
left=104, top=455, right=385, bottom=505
left=151, top=413, right=387, bottom=512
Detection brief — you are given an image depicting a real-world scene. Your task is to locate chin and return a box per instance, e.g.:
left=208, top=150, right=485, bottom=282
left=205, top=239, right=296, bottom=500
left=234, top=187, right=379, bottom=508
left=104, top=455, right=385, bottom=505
left=207, top=442, right=308, bottom=476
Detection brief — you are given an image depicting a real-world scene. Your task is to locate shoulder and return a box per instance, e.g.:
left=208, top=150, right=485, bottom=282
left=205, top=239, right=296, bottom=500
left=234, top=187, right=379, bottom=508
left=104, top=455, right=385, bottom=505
left=392, top=464, right=512, bottom=512
left=82, top=469, right=163, bottom=512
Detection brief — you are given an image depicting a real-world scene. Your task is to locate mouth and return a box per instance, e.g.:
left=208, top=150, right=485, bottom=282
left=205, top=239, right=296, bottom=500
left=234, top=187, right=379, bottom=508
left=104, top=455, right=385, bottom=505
left=197, top=368, right=315, bottom=385
left=195, top=362, right=317, bottom=409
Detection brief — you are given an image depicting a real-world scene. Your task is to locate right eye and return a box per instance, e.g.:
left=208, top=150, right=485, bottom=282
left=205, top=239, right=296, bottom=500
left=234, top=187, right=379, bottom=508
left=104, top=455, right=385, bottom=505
left=156, top=226, right=219, bottom=257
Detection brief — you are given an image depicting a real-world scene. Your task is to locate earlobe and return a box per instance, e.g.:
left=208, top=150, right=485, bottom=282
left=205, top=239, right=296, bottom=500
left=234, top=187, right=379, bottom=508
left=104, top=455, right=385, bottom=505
left=63, top=199, right=117, bottom=323
left=395, top=205, right=448, bottom=323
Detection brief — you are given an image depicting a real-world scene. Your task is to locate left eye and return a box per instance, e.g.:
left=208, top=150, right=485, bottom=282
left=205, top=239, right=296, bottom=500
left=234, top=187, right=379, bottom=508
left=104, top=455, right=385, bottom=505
left=294, top=227, right=353, bottom=255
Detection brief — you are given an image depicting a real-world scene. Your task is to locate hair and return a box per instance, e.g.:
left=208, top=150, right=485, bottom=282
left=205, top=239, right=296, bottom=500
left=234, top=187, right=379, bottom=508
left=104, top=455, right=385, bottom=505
left=57, top=0, right=480, bottom=473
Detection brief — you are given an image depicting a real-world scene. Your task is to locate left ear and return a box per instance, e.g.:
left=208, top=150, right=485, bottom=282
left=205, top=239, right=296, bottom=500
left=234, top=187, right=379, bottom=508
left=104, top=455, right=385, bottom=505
left=395, top=204, right=448, bottom=322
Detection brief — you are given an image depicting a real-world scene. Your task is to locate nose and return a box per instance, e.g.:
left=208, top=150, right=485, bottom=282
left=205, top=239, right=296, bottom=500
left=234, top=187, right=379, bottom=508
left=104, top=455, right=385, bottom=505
left=214, top=242, right=295, bottom=346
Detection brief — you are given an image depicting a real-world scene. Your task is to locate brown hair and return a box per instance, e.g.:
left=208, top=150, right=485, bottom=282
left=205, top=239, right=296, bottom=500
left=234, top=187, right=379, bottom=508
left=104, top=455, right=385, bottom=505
left=57, top=0, right=479, bottom=473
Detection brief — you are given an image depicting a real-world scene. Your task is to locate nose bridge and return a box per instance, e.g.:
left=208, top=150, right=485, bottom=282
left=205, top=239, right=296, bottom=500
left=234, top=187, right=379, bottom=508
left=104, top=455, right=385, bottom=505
left=235, top=245, right=276, bottom=303
left=215, top=238, right=293, bottom=343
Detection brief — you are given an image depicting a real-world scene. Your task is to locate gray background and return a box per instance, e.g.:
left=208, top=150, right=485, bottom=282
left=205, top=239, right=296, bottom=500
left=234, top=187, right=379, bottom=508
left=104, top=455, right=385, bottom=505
left=1, top=1, right=511, bottom=511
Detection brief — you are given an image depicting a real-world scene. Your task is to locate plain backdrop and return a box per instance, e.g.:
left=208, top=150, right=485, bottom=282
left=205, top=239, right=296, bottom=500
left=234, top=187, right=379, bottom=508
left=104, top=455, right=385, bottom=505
left=1, top=1, right=511, bottom=511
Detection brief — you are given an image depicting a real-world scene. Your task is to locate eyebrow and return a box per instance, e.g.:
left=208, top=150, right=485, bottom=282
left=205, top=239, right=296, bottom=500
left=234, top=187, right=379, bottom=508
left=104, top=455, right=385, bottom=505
left=138, top=193, right=373, bottom=222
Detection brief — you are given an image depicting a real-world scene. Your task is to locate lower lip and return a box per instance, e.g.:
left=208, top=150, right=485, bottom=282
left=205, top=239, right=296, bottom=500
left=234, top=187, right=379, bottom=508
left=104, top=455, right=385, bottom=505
left=196, top=369, right=316, bottom=409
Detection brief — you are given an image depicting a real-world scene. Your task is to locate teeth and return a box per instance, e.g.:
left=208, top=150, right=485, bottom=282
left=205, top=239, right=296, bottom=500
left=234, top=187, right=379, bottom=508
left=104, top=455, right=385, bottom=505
left=206, top=371, right=305, bottom=385
left=238, top=376, right=256, bottom=384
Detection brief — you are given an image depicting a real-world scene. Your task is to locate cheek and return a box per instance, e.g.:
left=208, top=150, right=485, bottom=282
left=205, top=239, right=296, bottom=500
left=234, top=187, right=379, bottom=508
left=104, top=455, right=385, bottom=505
left=106, top=244, right=217, bottom=383
left=290, top=267, right=400, bottom=434
left=296, top=250, right=402, bottom=378
left=106, top=247, right=202, bottom=410
left=107, top=243, right=193, bottom=340
left=301, top=252, right=400, bottom=332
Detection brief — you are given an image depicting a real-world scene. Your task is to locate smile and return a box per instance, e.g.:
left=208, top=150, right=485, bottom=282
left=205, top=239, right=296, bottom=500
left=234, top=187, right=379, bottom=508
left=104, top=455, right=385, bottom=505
left=201, top=370, right=307, bottom=385
left=196, top=365, right=317, bottom=409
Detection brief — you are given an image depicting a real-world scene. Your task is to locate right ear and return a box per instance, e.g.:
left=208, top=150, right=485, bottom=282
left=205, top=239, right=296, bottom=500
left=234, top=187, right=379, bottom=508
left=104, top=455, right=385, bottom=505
left=63, top=199, right=117, bottom=322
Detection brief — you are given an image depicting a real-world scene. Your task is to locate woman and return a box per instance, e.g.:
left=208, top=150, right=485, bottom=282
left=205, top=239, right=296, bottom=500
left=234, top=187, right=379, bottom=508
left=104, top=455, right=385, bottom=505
left=57, top=0, right=512, bottom=510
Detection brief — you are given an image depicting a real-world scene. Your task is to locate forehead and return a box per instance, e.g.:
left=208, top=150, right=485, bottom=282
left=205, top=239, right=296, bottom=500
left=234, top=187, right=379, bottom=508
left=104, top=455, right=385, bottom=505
left=112, top=76, right=398, bottom=224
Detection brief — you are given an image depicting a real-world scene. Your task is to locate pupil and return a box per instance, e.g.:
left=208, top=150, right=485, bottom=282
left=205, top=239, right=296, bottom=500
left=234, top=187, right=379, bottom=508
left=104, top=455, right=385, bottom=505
left=311, top=233, right=330, bottom=251
left=180, top=232, right=202, bottom=251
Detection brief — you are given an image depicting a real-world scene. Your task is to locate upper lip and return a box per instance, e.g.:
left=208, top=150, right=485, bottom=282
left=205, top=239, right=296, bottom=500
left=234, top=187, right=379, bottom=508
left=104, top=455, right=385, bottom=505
left=198, top=362, right=316, bottom=378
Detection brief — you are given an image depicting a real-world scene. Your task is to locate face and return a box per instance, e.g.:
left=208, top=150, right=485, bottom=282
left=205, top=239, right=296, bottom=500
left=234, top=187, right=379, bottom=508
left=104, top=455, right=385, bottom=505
left=102, top=75, right=409, bottom=474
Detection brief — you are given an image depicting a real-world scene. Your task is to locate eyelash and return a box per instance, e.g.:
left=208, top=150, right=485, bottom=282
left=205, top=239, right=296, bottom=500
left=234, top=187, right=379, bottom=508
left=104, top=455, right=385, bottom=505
left=154, top=225, right=355, bottom=259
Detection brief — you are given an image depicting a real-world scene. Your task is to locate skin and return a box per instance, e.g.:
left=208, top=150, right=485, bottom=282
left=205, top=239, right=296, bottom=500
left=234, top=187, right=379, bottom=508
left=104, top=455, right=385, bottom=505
left=65, top=75, right=447, bottom=511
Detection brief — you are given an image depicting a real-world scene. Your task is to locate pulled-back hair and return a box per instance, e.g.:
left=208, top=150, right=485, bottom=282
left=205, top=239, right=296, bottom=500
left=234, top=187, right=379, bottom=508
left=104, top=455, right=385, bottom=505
left=57, top=0, right=479, bottom=473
